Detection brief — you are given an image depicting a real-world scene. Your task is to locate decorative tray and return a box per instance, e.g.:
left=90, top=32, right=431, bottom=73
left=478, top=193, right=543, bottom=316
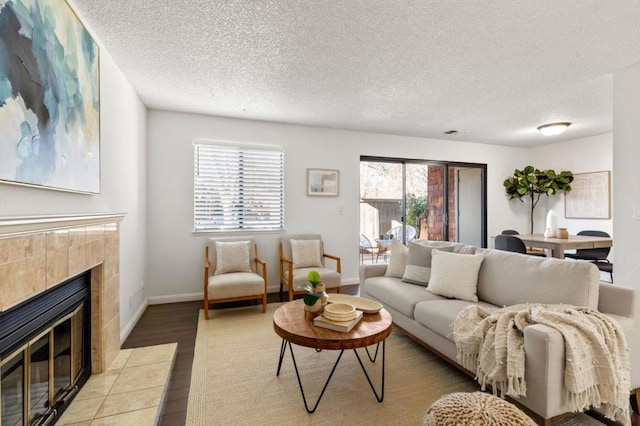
left=326, top=294, right=383, bottom=314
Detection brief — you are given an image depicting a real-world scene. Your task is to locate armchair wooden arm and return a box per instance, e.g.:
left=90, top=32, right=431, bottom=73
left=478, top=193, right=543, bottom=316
left=204, top=245, right=210, bottom=302
left=255, top=257, right=267, bottom=278
left=253, top=246, right=268, bottom=313
left=279, top=243, right=295, bottom=300
left=256, top=257, right=268, bottom=311
left=203, top=246, right=210, bottom=318
left=323, top=253, right=341, bottom=273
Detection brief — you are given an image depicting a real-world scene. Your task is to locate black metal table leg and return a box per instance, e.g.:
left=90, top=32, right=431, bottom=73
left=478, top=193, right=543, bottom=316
left=287, top=341, right=344, bottom=413
left=354, top=340, right=385, bottom=402
left=277, top=339, right=386, bottom=412
left=276, top=339, right=287, bottom=376
left=364, top=341, right=380, bottom=362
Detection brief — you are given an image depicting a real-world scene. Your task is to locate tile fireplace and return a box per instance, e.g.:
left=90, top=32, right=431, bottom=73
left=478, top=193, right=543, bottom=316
left=0, top=214, right=124, bottom=426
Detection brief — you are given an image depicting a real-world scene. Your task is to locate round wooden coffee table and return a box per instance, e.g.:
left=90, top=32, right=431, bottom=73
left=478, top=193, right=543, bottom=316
left=273, top=299, right=392, bottom=413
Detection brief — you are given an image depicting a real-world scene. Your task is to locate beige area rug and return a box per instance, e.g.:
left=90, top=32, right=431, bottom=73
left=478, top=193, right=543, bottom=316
left=186, top=304, right=606, bottom=426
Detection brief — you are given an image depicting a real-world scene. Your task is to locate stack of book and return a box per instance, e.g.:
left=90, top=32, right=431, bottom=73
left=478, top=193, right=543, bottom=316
left=313, top=310, right=363, bottom=332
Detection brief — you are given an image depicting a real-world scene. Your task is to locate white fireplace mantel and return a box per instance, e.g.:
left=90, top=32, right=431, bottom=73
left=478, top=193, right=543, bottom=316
left=0, top=213, right=126, bottom=238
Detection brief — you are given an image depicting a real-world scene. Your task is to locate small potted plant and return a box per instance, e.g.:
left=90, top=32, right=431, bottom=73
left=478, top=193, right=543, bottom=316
left=299, top=270, right=327, bottom=319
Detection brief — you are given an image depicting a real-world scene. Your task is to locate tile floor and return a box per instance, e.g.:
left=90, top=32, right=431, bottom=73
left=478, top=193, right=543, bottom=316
left=58, top=343, right=177, bottom=425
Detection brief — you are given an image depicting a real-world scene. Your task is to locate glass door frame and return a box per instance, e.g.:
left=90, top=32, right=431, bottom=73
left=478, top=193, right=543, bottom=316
left=360, top=156, right=488, bottom=248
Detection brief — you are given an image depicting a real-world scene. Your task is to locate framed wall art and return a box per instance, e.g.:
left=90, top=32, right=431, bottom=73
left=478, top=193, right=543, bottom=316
left=565, top=171, right=611, bottom=219
left=307, top=168, right=339, bottom=196
left=0, top=0, right=101, bottom=194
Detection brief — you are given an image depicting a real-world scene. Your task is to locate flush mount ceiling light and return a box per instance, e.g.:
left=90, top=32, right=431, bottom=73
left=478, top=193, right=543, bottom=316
left=537, top=122, right=571, bottom=136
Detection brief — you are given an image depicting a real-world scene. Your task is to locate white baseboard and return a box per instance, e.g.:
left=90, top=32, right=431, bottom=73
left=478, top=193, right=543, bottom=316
left=120, top=278, right=361, bottom=341
left=120, top=298, right=148, bottom=344
left=147, top=292, right=203, bottom=305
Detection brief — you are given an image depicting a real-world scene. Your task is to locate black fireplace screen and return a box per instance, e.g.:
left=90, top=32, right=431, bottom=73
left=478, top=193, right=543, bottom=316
left=0, top=272, right=91, bottom=426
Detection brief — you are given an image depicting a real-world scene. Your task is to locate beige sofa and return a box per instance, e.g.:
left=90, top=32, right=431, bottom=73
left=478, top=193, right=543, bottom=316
left=360, top=241, right=640, bottom=425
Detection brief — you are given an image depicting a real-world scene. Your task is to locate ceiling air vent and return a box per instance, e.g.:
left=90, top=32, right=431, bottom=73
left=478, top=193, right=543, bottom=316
left=443, top=130, right=458, bottom=135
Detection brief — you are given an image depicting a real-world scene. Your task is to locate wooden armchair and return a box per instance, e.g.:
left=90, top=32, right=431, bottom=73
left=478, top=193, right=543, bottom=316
left=279, top=234, right=342, bottom=301
left=204, top=237, right=267, bottom=319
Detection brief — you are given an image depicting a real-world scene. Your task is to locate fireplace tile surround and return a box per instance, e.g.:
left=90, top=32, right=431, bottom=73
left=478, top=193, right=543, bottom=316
left=0, top=214, right=124, bottom=374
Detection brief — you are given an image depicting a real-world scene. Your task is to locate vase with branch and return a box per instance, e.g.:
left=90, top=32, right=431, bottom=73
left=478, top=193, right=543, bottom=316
left=503, top=166, right=573, bottom=234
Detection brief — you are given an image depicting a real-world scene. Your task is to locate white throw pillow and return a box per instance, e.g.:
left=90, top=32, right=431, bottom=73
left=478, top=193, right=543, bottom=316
left=401, top=243, right=454, bottom=286
left=291, top=239, right=323, bottom=269
left=384, top=238, right=408, bottom=278
left=215, top=241, right=251, bottom=275
left=427, top=250, right=484, bottom=302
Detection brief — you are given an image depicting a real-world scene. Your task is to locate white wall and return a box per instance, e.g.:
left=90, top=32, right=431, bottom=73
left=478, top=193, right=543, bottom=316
left=613, top=62, right=640, bottom=289
left=530, top=133, right=613, bottom=247
left=0, top=44, right=148, bottom=332
left=146, top=110, right=529, bottom=297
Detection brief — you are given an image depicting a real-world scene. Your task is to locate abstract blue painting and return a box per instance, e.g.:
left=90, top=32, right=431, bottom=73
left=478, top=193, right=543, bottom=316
left=0, top=0, right=100, bottom=193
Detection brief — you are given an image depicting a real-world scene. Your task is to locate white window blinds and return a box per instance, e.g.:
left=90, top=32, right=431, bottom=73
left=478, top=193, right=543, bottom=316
left=194, top=141, right=285, bottom=231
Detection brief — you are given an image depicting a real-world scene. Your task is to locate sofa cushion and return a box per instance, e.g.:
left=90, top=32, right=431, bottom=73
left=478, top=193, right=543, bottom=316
left=401, top=243, right=454, bottom=286
left=414, top=299, right=497, bottom=341
left=365, top=277, right=445, bottom=318
left=428, top=251, right=484, bottom=302
left=384, top=238, right=408, bottom=278
left=476, top=249, right=600, bottom=310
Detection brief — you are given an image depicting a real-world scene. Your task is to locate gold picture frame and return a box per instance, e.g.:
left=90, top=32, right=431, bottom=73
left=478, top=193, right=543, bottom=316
left=307, top=169, right=339, bottom=196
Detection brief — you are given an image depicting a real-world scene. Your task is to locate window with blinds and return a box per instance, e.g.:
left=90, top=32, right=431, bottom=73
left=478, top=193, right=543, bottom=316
left=193, top=141, right=285, bottom=232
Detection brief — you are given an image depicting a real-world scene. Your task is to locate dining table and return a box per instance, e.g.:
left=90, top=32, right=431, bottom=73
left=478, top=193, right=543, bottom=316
left=516, top=233, right=613, bottom=259
left=374, top=238, right=393, bottom=262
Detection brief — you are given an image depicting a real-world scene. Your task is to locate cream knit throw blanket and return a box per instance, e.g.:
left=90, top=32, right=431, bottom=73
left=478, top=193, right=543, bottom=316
left=453, top=303, right=630, bottom=425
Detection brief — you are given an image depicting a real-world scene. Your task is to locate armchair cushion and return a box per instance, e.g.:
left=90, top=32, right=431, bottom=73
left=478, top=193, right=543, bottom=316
left=214, top=240, right=251, bottom=275
left=208, top=272, right=265, bottom=299
left=284, top=267, right=342, bottom=290
left=291, top=239, right=323, bottom=268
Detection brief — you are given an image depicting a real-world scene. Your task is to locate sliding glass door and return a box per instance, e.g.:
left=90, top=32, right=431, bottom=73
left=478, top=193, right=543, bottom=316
left=360, top=157, right=486, bottom=261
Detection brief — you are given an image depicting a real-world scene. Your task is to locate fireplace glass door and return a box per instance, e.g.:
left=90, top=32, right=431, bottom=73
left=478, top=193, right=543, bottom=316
left=0, top=306, right=86, bottom=426
left=28, top=333, right=50, bottom=424
left=1, top=350, right=25, bottom=425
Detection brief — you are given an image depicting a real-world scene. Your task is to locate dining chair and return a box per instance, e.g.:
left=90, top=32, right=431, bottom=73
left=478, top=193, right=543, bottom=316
left=279, top=234, right=342, bottom=301
left=494, top=235, right=546, bottom=257
left=564, top=230, right=613, bottom=282
left=376, top=225, right=416, bottom=262
left=500, top=230, right=545, bottom=255
left=203, top=237, right=267, bottom=319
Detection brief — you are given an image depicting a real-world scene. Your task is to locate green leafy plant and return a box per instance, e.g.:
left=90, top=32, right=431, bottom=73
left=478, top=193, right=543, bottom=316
left=406, top=194, right=428, bottom=238
left=503, top=166, right=573, bottom=234
left=298, top=270, right=327, bottom=306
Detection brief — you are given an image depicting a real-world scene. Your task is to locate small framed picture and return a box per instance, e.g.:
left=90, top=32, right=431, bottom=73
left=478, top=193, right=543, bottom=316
left=307, top=168, right=339, bottom=196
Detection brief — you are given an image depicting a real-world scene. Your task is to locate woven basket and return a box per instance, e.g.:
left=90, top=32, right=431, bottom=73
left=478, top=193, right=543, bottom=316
left=422, top=392, right=537, bottom=426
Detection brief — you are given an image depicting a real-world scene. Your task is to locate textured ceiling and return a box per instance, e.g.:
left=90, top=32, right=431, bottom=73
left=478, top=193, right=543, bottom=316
left=71, top=0, right=640, bottom=147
